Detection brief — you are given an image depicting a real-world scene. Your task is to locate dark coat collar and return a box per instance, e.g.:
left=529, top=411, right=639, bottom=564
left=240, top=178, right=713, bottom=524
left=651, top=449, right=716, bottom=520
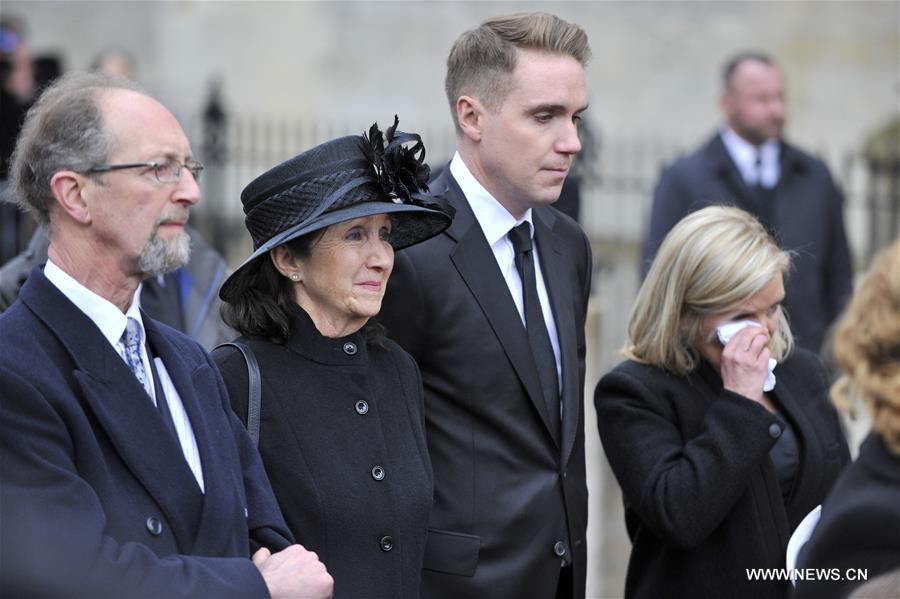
left=857, top=433, right=900, bottom=482
left=285, top=302, right=369, bottom=365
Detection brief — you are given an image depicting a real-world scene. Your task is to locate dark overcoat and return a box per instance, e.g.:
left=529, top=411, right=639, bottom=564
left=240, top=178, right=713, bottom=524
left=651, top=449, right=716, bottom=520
left=795, top=433, right=900, bottom=599
left=594, top=349, right=850, bottom=599
left=642, top=134, right=853, bottom=353
left=378, top=170, right=593, bottom=599
left=214, top=305, right=433, bottom=599
left=0, top=268, right=292, bottom=597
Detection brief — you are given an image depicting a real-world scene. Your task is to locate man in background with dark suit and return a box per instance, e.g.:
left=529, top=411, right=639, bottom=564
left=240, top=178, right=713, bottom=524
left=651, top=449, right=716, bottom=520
left=643, top=51, right=852, bottom=354
left=379, top=12, right=592, bottom=599
left=0, top=72, right=332, bottom=598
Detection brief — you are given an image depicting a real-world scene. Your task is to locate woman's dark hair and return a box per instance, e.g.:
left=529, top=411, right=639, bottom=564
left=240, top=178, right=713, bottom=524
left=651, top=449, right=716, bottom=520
left=221, top=230, right=386, bottom=346
left=221, top=234, right=317, bottom=344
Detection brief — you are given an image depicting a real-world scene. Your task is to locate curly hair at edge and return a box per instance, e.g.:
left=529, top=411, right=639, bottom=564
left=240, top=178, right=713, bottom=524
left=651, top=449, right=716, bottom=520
left=831, top=239, right=900, bottom=454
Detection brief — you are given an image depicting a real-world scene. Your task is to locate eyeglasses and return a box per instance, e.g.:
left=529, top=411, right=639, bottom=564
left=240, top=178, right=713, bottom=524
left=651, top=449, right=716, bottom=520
left=85, top=158, right=204, bottom=184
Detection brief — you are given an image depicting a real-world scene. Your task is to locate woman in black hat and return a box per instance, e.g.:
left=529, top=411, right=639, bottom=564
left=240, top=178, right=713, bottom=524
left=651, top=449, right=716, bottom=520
left=212, top=118, right=452, bottom=599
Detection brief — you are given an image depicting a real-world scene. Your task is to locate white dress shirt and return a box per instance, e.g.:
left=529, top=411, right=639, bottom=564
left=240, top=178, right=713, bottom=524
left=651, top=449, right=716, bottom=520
left=44, top=260, right=205, bottom=491
left=720, top=127, right=780, bottom=189
left=450, top=153, right=563, bottom=391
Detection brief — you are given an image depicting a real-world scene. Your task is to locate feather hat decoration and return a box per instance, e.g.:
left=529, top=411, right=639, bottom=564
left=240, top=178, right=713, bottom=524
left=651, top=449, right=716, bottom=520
left=220, top=115, right=454, bottom=301
left=361, top=115, right=433, bottom=206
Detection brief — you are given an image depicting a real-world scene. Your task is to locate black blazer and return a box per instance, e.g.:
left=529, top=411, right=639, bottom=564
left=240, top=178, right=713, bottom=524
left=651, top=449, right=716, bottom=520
left=594, top=349, right=849, bottom=599
left=0, top=268, right=292, bottom=597
left=642, top=133, right=853, bottom=353
left=795, top=433, right=900, bottom=599
left=214, top=305, right=433, bottom=599
left=378, top=170, right=593, bottom=599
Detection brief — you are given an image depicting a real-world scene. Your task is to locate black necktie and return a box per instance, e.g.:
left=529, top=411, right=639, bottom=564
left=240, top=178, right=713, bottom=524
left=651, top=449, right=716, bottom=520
left=753, top=153, right=764, bottom=189
left=509, top=222, right=561, bottom=439
left=751, top=152, right=778, bottom=238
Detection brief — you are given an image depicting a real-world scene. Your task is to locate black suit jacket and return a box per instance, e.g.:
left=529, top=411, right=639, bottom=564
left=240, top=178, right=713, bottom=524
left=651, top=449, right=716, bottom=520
left=642, top=133, right=853, bottom=353
left=0, top=268, right=292, bottom=597
left=595, top=350, right=849, bottom=599
left=795, top=433, right=900, bottom=599
left=378, top=170, right=592, bottom=599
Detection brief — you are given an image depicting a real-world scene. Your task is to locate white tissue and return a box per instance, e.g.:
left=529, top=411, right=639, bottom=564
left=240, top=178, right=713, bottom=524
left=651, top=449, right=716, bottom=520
left=716, top=320, right=777, bottom=392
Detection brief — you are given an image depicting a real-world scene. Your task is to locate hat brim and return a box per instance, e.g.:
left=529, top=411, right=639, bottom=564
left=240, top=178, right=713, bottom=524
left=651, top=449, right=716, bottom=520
left=219, top=200, right=451, bottom=301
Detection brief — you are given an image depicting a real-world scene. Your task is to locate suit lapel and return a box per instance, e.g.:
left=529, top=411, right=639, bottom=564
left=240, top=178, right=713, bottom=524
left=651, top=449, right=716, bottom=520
left=21, top=271, right=204, bottom=552
left=439, top=173, right=559, bottom=444
left=533, top=209, right=577, bottom=457
left=144, top=318, right=235, bottom=554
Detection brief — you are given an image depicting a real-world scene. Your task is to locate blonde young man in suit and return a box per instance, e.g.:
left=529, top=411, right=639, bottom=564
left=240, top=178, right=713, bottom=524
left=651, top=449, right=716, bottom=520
left=379, top=12, right=592, bottom=599
left=0, top=72, right=332, bottom=598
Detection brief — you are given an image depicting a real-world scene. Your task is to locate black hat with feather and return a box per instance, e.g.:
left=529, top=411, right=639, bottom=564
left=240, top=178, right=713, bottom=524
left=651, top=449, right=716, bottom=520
left=220, top=116, right=453, bottom=300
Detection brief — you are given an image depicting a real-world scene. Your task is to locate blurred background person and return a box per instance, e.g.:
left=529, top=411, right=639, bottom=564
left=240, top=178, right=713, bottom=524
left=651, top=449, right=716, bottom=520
left=596, top=206, right=849, bottom=598
left=795, top=239, right=900, bottom=599
left=642, top=51, right=853, bottom=355
left=213, top=118, right=452, bottom=599
left=91, top=46, right=136, bottom=79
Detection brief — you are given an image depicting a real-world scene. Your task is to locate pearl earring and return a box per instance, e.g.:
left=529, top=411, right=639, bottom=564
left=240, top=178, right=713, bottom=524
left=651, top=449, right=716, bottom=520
left=290, top=273, right=300, bottom=282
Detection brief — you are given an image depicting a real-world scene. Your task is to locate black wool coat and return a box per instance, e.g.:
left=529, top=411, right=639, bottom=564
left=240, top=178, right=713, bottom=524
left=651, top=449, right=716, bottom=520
left=214, top=305, right=433, bottom=599
left=795, top=433, right=900, bottom=599
left=595, top=348, right=849, bottom=599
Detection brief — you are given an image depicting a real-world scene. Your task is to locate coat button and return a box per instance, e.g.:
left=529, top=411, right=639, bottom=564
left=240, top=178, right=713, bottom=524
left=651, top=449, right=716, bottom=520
left=342, top=342, right=358, bottom=356
left=355, top=400, right=369, bottom=415
left=768, top=423, right=782, bottom=439
left=146, top=516, right=163, bottom=536
left=379, top=535, right=394, bottom=552
left=553, top=541, right=567, bottom=557
left=371, top=465, right=385, bottom=481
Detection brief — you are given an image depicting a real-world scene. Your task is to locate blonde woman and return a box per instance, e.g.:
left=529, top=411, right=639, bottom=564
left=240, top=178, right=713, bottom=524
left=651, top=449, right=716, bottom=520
left=795, top=239, right=900, bottom=599
left=595, top=206, right=849, bottom=599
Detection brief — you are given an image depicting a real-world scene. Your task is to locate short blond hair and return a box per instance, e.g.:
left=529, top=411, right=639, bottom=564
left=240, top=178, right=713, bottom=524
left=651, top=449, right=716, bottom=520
left=831, top=239, right=900, bottom=454
left=445, top=12, right=590, bottom=130
left=626, top=206, right=793, bottom=374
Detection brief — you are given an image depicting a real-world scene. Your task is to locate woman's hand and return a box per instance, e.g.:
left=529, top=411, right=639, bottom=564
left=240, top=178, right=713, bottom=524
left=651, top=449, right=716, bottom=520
left=719, top=325, right=770, bottom=403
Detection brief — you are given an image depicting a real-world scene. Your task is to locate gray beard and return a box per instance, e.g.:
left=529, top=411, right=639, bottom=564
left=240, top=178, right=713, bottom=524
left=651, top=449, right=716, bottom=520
left=137, top=229, right=191, bottom=275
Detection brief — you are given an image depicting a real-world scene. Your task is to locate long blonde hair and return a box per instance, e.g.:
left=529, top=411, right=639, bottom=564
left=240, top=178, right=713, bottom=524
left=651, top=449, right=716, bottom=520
left=626, top=206, right=793, bottom=375
left=831, top=239, right=900, bottom=454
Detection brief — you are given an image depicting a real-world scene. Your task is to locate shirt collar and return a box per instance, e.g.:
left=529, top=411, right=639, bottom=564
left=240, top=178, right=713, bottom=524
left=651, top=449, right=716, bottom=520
left=450, top=152, right=534, bottom=245
left=720, top=127, right=780, bottom=180
left=44, top=259, right=145, bottom=348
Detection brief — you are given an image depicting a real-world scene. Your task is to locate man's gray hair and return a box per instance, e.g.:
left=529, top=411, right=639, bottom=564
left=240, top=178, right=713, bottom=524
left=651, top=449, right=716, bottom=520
left=8, top=71, right=145, bottom=226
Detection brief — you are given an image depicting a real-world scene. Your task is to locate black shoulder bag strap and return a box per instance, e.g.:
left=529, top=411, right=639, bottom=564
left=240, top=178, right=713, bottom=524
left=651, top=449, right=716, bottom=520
left=213, top=341, right=262, bottom=447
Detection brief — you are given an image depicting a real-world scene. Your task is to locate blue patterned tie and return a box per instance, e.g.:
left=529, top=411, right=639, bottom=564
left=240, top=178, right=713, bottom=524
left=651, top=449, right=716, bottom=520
left=122, top=317, right=153, bottom=397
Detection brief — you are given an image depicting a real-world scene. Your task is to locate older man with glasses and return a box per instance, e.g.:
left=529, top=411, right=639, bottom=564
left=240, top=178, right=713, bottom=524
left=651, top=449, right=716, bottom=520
left=0, top=72, right=333, bottom=598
